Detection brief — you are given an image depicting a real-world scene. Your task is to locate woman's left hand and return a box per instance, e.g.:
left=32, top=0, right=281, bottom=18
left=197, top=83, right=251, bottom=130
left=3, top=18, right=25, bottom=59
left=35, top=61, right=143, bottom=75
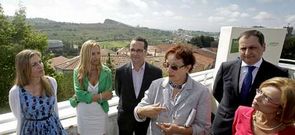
left=156, top=123, right=179, bottom=135
left=157, top=123, right=192, bottom=135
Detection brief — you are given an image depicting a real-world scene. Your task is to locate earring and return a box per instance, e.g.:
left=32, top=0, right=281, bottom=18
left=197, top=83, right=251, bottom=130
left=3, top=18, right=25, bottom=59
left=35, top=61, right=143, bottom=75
left=276, top=110, right=282, bottom=115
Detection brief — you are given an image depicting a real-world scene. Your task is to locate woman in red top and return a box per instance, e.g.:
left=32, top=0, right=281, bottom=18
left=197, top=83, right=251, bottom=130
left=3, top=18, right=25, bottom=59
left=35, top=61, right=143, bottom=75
left=233, top=77, right=295, bottom=135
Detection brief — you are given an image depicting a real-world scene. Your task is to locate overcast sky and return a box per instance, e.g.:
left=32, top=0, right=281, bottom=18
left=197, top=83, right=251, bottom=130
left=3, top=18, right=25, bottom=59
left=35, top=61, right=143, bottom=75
left=1, top=0, right=295, bottom=32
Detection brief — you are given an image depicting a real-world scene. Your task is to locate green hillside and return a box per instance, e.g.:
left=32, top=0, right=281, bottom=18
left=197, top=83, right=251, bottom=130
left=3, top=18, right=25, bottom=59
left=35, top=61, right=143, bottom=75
left=27, top=18, right=173, bottom=45
left=26, top=18, right=219, bottom=46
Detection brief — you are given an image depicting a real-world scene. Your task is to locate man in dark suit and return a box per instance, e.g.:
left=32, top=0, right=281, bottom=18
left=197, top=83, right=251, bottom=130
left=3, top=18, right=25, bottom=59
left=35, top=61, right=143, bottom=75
left=212, top=30, right=288, bottom=135
left=115, top=37, right=162, bottom=135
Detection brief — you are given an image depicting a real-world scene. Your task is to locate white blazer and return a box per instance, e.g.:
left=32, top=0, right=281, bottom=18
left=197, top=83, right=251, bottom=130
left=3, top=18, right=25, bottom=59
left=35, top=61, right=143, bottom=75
left=134, top=76, right=211, bottom=135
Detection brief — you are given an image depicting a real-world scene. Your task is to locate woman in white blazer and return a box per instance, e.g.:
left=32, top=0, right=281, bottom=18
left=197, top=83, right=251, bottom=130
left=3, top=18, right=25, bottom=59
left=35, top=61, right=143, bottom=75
left=134, top=45, right=211, bottom=135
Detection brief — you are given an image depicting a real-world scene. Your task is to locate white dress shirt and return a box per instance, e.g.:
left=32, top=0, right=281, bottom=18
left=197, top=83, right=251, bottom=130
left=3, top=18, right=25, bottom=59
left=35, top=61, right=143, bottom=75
left=132, top=62, right=145, bottom=98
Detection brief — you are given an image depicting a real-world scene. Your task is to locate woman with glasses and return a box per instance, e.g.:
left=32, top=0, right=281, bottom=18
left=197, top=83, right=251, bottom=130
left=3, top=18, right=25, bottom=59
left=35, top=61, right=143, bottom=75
left=134, top=45, right=211, bottom=135
left=9, top=49, right=66, bottom=135
left=233, top=77, right=295, bottom=135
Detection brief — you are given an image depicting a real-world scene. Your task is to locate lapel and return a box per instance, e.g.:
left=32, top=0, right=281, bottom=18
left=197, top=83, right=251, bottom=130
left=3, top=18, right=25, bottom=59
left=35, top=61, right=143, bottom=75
left=161, top=77, right=172, bottom=111
left=173, top=76, right=193, bottom=108
left=175, top=89, right=190, bottom=106
left=97, top=66, right=105, bottom=92
left=252, top=60, right=265, bottom=88
left=232, top=60, right=242, bottom=96
left=249, top=60, right=266, bottom=97
left=162, top=87, right=171, bottom=111
left=127, top=62, right=137, bottom=99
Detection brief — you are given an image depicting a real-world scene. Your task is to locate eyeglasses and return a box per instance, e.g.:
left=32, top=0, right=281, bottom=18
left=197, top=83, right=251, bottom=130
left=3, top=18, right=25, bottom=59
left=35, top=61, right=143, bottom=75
left=130, top=48, right=144, bottom=53
left=256, top=89, right=280, bottom=106
left=163, top=62, right=185, bottom=71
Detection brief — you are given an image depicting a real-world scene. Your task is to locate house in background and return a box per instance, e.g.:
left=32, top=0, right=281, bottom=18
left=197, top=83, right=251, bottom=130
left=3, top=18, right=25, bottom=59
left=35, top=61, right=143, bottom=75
left=50, top=49, right=117, bottom=73
left=49, top=56, right=69, bottom=70
left=48, top=40, right=64, bottom=55
left=49, top=44, right=217, bottom=74
left=54, top=56, right=80, bottom=73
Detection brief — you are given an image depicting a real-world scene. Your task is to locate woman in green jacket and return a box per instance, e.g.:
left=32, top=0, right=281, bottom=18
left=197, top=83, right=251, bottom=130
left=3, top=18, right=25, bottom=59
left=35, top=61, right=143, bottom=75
left=70, top=40, right=113, bottom=135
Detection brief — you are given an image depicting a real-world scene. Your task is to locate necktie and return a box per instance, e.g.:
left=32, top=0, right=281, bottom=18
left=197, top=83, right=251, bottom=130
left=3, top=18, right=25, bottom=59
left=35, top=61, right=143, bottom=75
left=240, top=66, right=256, bottom=104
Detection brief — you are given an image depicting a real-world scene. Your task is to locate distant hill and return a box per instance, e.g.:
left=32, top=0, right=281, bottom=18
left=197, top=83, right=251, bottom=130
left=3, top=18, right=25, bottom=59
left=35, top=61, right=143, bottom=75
left=26, top=18, right=218, bottom=45
left=103, top=19, right=131, bottom=27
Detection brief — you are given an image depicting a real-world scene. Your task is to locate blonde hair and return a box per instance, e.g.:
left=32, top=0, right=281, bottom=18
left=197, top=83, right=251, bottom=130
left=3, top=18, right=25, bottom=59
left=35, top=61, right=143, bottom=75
left=15, top=49, right=53, bottom=96
left=77, top=40, right=101, bottom=85
left=259, top=77, right=295, bottom=125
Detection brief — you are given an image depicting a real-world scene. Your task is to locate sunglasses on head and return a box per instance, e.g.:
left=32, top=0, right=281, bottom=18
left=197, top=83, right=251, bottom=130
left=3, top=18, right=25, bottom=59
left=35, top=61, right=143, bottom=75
left=163, top=62, right=185, bottom=71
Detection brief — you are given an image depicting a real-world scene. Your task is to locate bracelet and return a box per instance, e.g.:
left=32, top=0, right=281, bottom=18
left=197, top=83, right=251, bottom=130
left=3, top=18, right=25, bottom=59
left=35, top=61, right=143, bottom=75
left=99, top=93, right=102, bottom=101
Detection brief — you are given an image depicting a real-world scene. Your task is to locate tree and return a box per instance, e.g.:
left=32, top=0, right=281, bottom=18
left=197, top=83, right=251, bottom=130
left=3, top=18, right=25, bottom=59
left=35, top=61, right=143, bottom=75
left=189, top=35, right=215, bottom=48
left=105, top=53, right=115, bottom=88
left=0, top=5, right=56, bottom=113
left=281, top=36, right=295, bottom=59
left=0, top=5, right=14, bottom=46
left=189, top=36, right=202, bottom=47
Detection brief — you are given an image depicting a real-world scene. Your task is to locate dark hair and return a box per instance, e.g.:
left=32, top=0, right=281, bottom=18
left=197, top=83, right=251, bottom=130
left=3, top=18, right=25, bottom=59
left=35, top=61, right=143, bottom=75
left=238, top=30, right=265, bottom=46
left=132, top=36, right=148, bottom=50
left=165, top=45, right=196, bottom=72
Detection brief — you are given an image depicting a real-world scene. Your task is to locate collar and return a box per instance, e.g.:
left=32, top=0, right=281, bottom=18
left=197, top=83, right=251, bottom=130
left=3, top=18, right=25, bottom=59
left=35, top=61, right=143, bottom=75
left=168, top=75, right=188, bottom=89
left=169, top=81, right=184, bottom=89
left=131, top=62, right=146, bottom=71
left=161, top=75, right=193, bottom=90
left=241, top=58, right=263, bottom=68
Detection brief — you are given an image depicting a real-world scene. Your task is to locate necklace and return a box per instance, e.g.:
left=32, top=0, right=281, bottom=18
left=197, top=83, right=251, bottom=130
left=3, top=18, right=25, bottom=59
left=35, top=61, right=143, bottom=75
left=169, top=81, right=183, bottom=89
left=253, top=113, right=284, bottom=131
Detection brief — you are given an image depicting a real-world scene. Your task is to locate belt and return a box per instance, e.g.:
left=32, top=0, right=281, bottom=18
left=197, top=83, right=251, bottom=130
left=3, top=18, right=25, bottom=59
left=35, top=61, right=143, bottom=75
left=24, top=113, right=52, bottom=121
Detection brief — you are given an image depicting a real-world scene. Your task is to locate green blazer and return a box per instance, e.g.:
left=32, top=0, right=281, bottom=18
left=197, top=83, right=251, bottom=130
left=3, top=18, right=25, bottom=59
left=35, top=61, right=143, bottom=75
left=69, top=64, right=112, bottom=113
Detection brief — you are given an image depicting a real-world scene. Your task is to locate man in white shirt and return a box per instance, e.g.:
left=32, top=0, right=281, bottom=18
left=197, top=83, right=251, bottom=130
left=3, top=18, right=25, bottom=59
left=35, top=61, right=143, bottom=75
left=115, top=37, right=162, bottom=135
left=212, top=30, right=288, bottom=135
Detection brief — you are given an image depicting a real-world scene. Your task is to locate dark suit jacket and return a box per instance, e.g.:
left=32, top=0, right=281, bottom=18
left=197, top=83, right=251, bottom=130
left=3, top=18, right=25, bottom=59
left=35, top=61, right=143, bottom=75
left=212, top=59, right=288, bottom=135
left=115, top=62, right=162, bottom=113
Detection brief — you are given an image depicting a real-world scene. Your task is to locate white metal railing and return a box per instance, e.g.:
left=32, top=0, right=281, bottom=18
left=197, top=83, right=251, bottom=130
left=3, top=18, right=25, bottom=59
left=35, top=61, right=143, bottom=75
left=278, top=59, right=295, bottom=79
left=0, top=93, right=120, bottom=135
left=0, top=69, right=215, bottom=135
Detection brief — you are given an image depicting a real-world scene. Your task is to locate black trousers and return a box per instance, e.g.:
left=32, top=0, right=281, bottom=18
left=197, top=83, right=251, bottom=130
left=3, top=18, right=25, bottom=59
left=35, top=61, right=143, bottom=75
left=117, top=111, right=150, bottom=135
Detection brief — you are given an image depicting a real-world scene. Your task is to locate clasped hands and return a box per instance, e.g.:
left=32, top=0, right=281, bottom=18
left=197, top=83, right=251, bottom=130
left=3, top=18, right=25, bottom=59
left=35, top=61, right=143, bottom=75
left=93, top=91, right=113, bottom=102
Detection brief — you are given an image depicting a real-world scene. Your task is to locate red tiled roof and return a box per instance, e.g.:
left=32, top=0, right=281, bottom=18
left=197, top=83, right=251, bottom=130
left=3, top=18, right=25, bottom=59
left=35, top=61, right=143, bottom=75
left=154, top=44, right=177, bottom=53
left=55, top=56, right=80, bottom=71
left=50, top=56, right=69, bottom=67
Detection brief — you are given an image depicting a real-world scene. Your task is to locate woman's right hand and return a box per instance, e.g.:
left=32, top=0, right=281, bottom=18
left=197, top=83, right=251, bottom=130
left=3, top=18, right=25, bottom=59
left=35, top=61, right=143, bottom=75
left=93, top=91, right=113, bottom=102
left=137, top=103, right=166, bottom=119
